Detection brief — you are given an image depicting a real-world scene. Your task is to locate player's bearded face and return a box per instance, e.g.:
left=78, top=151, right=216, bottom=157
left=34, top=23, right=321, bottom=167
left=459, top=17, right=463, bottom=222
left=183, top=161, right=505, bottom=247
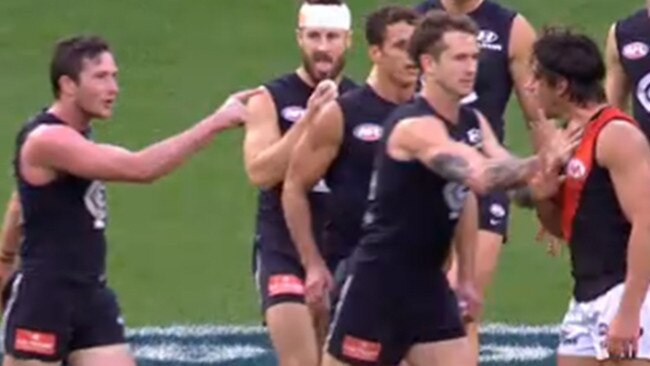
left=74, top=52, right=119, bottom=120
left=298, top=28, right=349, bottom=82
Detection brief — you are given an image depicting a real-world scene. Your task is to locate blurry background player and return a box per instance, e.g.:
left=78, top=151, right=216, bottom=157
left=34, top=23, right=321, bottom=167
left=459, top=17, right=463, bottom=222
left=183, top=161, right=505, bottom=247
left=282, top=4, right=419, bottom=336
left=0, top=191, right=21, bottom=306
left=3, top=35, right=257, bottom=366
left=526, top=28, right=650, bottom=365
left=413, top=0, right=540, bottom=361
left=605, top=0, right=650, bottom=138
left=243, top=1, right=356, bottom=365
left=322, top=11, right=573, bottom=366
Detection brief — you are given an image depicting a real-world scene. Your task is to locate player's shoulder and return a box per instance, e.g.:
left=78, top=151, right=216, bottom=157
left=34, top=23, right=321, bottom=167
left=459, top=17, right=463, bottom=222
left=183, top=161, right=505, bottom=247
left=597, top=113, right=647, bottom=156
left=413, top=0, right=438, bottom=14
left=336, top=83, right=370, bottom=106
left=27, top=123, right=82, bottom=145
left=18, top=111, right=66, bottom=140
left=617, top=8, right=647, bottom=27
left=481, top=0, right=517, bottom=20
left=263, top=72, right=301, bottom=91
left=339, top=76, right=359, bottom=93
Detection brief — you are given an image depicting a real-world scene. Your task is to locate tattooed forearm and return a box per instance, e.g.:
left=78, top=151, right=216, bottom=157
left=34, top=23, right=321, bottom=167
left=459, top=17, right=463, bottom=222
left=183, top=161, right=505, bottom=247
left=427, top=153, right=471, bottom=182
left=483, top=156, right=540, bottom=190
left=426, top=153, right=540, bottom=193
left=508, top=186, right=535, bottom=209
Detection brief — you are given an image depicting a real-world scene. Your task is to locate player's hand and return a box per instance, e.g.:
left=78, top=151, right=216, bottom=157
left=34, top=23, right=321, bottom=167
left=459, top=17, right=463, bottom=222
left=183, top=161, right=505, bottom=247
left=210, top=87, right=264, bottom=130
left=606, top=311, right=641, bottom=359
left=0, top=259, right=16, bottom=294
left=456, top=281, right=483, bottom=323
left=527, top=166, right=564, bottom=201
left=304, top=259, right=334, bottom=311
left=535, top=228, right=564, bottom=257
left=306, top=80, right=338, bottom=115
left=530, top=108, right=560, bottom=151
left=535, top=110, right=584, bottom=173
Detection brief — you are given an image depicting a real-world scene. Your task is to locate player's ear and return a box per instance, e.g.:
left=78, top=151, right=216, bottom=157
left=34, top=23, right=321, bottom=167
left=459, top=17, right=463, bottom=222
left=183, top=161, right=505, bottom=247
left=59, top=75, right=78, bottom=98
left=368, top=44, right=382, bottom=64
left=420, top=53, right=434, bottom=75
left=296, top=28, right=304, bottom=47
left=555, top=78, right=569, bottom=99
left=345, top=30, right=353, bottom=50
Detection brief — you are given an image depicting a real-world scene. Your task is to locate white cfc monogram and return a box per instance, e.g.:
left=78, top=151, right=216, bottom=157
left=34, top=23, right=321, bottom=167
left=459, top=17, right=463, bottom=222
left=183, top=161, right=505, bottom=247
left=84, top=181, right=108, bottom=230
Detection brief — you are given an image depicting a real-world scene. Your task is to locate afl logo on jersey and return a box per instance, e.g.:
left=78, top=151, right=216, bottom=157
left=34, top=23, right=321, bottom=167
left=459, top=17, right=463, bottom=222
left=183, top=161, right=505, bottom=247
left=622, top=42, right=649, bottom=60
left=281, top=106, right=306, bottom=123
left=353, top=124, right=383, bottom=142
left=566, top=158, right=587, bottom=180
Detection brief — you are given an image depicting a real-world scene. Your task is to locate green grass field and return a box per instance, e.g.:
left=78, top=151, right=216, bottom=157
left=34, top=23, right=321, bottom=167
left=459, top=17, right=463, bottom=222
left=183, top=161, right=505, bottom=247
left=0, top=0, right=640, bottom=334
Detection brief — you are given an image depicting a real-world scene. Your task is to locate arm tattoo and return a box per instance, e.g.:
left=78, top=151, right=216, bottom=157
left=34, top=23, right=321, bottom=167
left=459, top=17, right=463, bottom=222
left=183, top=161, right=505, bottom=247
left=509, top=186, right=535, bottom=209
left=426, top=153, right=471, bottom=182
left=483, top=157, right=540, bottom=190
left=427, top=153, right=539, bottom=193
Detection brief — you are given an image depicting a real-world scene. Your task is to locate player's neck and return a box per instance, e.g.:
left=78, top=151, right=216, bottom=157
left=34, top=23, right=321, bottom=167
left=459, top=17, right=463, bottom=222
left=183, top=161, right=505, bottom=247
left=48, top=101, right=91, bottom=132
left=422, top=84, right=461, bottom=124
left=566, top=102, right=609, bottom=127
left=366, top=67, right=415, bottom=104
left=440, top=0, right=483, bottom=14
left=295, top=67, right=342, bottom=88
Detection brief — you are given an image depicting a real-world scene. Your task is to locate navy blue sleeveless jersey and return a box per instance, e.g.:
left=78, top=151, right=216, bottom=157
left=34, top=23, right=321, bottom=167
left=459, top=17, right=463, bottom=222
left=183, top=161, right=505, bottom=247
left=415, top=0, right=516, bottom=142
left=355, top=96, right=483, bottom=267
left=323, top=84, right=402, bottom=259
left=615, top=9, right=650, bottom=137
left=13, top=112, right=108, bottom=282
left=256, top=73, right=357, bottom=256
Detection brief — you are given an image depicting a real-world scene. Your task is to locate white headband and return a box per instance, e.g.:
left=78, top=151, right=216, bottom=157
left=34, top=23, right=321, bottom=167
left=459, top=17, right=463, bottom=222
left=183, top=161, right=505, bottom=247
left=298, top=3, right=352, bottom=30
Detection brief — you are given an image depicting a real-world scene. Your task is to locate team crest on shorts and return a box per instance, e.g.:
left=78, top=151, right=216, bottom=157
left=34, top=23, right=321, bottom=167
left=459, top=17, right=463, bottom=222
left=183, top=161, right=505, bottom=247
left=490, top=203, right=506, bottom=218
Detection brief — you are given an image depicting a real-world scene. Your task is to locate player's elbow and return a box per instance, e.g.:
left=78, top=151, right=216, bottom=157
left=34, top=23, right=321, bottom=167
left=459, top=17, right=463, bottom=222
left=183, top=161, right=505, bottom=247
left=128, top=167, right=158, bottom=184
left=245, top=161, right=282, bottom=189
left=247, top=169, right=280, bottom=190
left=121, top=157, right=160, bottom=184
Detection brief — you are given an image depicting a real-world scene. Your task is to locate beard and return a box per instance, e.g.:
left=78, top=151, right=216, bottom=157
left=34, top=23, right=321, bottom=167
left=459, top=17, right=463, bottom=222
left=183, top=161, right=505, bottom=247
left=301, top=50, right=346, bottom=84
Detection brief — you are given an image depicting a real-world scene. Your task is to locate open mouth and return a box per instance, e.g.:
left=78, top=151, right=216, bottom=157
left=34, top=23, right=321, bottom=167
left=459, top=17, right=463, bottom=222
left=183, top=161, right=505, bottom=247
left=103, top=99, right=115, bottom=110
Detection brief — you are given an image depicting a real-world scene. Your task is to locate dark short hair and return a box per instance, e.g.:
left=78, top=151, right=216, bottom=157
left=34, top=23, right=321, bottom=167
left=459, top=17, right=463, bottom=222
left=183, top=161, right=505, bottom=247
left=50, top=35, right=111, bottom=97
left=365, top=6, right=419, bottom=47
left=408, top=10, right=478, bottom=66
left=533, top=27, right=606, bottom=106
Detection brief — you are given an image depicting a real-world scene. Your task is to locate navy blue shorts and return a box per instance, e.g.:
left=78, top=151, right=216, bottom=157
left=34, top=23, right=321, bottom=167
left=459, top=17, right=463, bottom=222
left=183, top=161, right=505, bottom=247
left=478, top=190, right=510, bottom=239
left=253, top=245, right=343, bottom=313
left=326, top=262, right=465, bottom=365
left=2, top=273, right=126, bottom=362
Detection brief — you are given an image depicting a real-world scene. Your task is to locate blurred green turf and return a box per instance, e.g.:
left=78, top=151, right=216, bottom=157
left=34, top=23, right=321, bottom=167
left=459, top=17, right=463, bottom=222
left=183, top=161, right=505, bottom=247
left=0, top=0, right=641, bottom=326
